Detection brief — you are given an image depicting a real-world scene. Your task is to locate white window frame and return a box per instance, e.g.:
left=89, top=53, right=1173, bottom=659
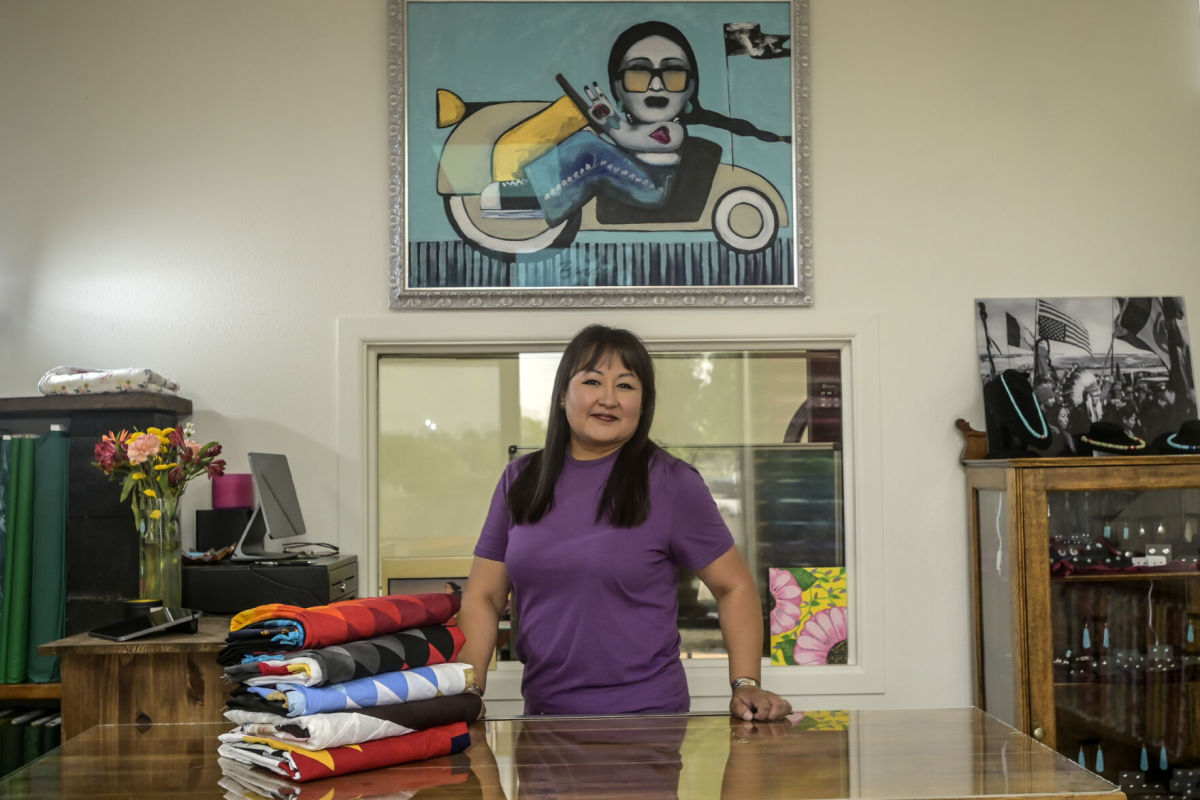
left=337, top=311, right=884, bottom=711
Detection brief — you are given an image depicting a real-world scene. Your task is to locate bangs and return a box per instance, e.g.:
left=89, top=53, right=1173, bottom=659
left=572, top=335, right=653, bottom=388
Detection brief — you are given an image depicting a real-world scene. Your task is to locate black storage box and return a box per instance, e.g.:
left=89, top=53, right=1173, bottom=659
left=182, top=555, right=357, bottom=614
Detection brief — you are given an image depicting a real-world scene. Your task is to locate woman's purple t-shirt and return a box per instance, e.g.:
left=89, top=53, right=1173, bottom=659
left=473, top=448, right=734, bottom=715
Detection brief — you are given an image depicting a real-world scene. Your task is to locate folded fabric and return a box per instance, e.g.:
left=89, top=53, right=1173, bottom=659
left=216, top=721, right=471, bottom=782
left=224, top=625, right=466, bottom=687
left=217, top=754, right=470, bottom=799
left=219, top=594, right=460, bottom=666
left=227, top=663, right=475, bottom=717
left=222, top=693, right=482, bottom=751
left=36, top=366, right=179, bottom=396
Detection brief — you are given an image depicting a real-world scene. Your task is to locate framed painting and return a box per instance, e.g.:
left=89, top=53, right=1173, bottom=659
left=387, top=0, right=813, bottom=309
left=767, top=566, right=848, bottom=666
left=973, top=297, right=1197, bottom=458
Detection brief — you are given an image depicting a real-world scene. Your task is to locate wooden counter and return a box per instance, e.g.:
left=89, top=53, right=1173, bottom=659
left=0, top=707, right=1123, bottom=799
left=37, top=614, right=231, bottom=739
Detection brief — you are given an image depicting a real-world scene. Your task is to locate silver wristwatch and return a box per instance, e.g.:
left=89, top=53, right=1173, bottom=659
left=731, top=677, right=760, bottom=691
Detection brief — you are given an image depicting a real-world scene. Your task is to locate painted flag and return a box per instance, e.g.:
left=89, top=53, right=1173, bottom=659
left=1114, top=297, right=1170, bottom=365
left=724, top=23, right=790, bottom=59
left=1036, top=299, right=1091, bottom=353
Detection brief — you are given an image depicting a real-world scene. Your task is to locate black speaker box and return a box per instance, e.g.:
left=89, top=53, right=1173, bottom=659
left=183, top=555, right=358, bottom=614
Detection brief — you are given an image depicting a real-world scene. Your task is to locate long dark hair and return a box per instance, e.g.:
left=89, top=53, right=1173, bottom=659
left=507, top=324, right=659, bottom=527
left=606, top=20, right=790, bottom=144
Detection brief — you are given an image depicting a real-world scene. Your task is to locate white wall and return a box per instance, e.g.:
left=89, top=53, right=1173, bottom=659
left=2, top=0, right=1198, bottom=710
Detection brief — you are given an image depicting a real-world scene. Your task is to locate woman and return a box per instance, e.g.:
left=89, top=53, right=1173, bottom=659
left=458, top=324, right=792, bottom=720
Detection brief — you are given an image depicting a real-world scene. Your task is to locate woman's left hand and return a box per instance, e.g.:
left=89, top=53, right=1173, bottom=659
left=730, top=686, right=792, bottom=721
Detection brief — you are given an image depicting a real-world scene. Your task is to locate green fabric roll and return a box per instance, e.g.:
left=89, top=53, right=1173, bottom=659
left=21, top=719, right=39, bottom=766
left=26, top=431, right=67, bottom=683
left=0, top=438, right=34, bottom=684
left=0, top=714, right=21, bottom=778
left=40, top=717, right=60, bottom=754
left=0, top=438, right=10, bottom=606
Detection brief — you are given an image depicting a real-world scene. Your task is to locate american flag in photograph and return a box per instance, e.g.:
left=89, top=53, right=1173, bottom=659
left=1035, top=299, right=1091, bottom=352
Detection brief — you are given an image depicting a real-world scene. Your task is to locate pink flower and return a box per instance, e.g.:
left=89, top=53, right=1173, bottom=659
left=768, top=568, right=804, bottom=635
left=125, top=433, right=161, bottom=464
left=185, top=440, right=203, bottom=461
left=792, top=606, right=849, bottom=665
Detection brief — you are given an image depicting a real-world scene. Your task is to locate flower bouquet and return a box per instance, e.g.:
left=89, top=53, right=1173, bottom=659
left=93, top=423, right=226, bottom=607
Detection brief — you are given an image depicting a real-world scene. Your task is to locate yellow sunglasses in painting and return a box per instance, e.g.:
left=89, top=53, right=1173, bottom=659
left=619, top=67, right=691, bottom=93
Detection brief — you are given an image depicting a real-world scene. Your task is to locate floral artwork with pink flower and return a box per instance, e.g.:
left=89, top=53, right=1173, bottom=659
left=792, top=606, right=849, bottom=665
left=767, top=567, right=848, bottom=666
left=768, top=568, right=804, bottom=635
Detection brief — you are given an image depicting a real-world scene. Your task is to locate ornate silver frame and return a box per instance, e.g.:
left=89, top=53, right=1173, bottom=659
left=387, top=0, right=813, bottom=309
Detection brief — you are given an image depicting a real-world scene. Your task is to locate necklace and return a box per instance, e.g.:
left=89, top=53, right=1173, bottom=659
left=1081, top=433, right=1146, bottom=451
left=999, top=373, right=1048, bottom=439
left=1165, top=434, right=1200, bottom=452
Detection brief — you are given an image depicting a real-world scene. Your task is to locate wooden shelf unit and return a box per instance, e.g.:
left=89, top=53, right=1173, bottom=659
left=964, top=454, right=1200, bottom=786
left=1, top=393, right=195, bottom=709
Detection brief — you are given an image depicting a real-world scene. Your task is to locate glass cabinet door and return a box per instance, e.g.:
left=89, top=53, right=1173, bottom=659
left=975, top=487, right=1020, bottom=729
left=1045, top=486, right=1200, bottom=790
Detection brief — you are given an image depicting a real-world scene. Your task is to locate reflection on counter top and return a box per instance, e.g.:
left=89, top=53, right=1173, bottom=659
left=0, top=708, right=1122, bottom=800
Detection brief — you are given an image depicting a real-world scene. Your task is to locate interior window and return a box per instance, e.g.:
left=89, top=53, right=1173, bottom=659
left=377, top=345, right=848, bottom=665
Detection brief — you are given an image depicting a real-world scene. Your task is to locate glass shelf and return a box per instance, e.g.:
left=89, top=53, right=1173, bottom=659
left=1047, top=486, right=1200, bottom=788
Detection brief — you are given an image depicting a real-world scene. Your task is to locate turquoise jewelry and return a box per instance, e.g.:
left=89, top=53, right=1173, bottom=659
left=1165, top=434, right=1200, bottom=451
left=999, top=373, right=1048, bottom=439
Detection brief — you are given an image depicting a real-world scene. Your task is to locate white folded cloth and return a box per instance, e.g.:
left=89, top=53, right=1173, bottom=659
left=37, top=366, right=180, bottom=396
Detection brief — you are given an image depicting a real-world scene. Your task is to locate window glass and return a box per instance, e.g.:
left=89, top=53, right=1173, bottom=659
left=377, top=346, right=847, bottom=665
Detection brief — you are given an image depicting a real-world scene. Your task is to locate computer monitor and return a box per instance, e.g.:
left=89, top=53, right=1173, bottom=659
left=232, top=452, right=307, bottom=561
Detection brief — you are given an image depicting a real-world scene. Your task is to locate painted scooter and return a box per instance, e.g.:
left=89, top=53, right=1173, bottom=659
left=434, top=76, right=790, bottom=260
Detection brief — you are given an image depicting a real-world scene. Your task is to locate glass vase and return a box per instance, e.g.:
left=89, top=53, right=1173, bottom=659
left=132, top=494, right=182, bottom=608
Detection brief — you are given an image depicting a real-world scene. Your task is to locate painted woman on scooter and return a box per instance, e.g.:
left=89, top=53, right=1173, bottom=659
left=480, top=21, right=790, bottom=226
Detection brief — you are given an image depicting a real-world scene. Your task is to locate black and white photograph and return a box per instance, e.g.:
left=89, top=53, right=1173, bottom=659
left=974, top=297, right=1197, bottom=457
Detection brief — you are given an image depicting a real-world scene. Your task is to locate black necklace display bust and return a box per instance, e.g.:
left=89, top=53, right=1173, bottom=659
left=981, top=369, right=1052, bottom=458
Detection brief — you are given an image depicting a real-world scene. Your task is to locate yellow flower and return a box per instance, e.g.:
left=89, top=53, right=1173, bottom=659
left=154, top=463, right=178, bottom=471
left=149, top=509, right=162, bottom=519
left=131, top=472, right=146, bottom=480
left=147, top=427, right=163, bottom=436
left=143, top=489, right=157, bottom=498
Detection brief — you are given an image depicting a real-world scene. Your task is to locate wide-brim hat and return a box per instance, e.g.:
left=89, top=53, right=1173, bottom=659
left=1075, top=421, right=1147, bottom=455
left=1150, top=420, right=1200, bottom=455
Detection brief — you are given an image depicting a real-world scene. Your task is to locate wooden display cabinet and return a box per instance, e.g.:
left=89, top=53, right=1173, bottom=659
left=965, top=455, right=1200, bottom=793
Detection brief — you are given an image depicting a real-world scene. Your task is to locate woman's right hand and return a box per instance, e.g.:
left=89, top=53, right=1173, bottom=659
left=583, top=82, right=621, bottom=131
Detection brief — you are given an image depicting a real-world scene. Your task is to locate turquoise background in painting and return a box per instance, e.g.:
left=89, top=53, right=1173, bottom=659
left=403, top=1, right=794, bottom=244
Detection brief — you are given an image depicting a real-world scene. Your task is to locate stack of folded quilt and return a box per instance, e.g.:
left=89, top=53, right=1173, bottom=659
left=215, top=593, right=482, bottom=783
left=217, top=752, right=476, bottom=799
